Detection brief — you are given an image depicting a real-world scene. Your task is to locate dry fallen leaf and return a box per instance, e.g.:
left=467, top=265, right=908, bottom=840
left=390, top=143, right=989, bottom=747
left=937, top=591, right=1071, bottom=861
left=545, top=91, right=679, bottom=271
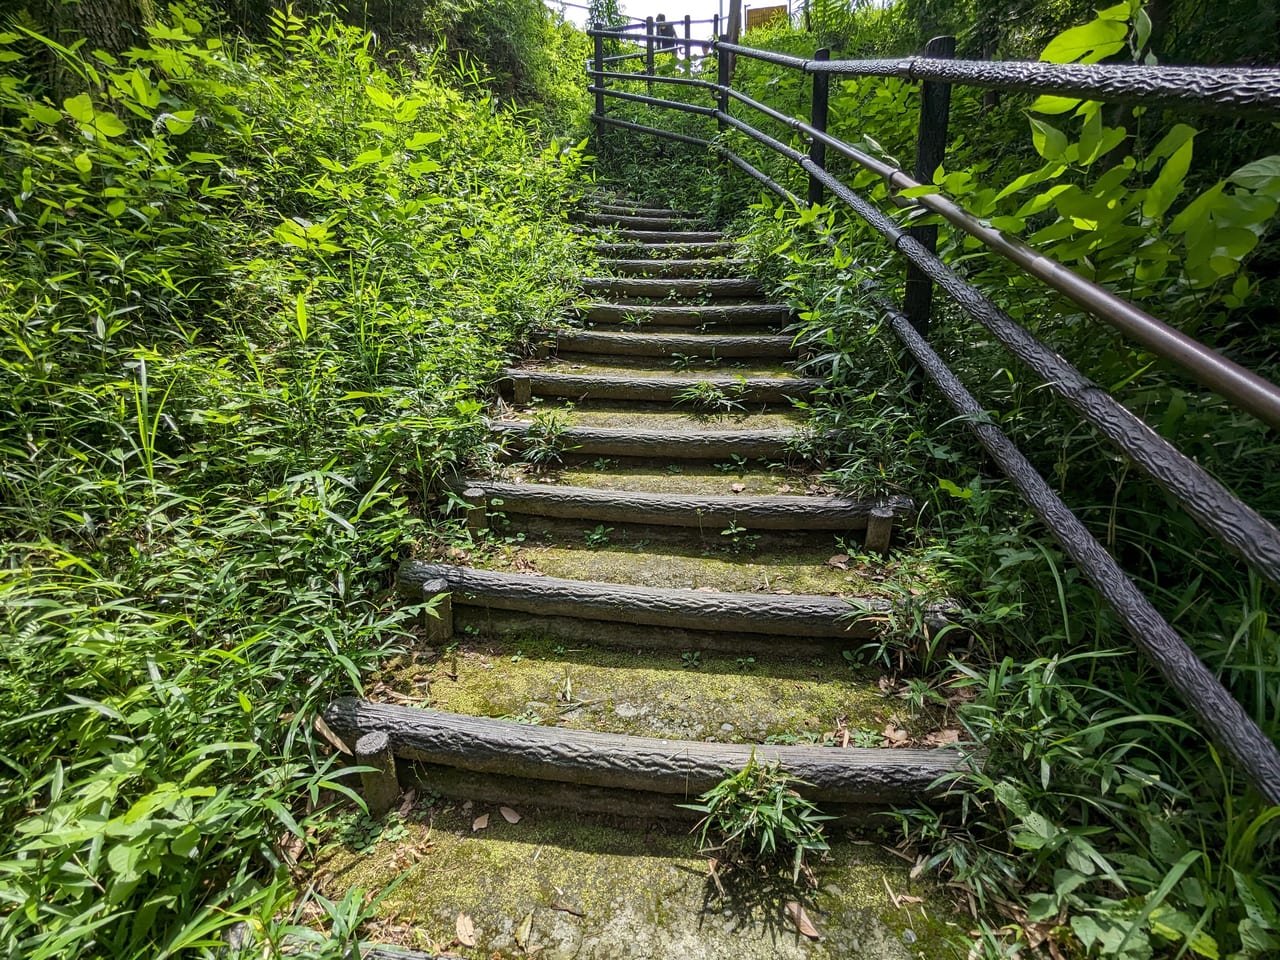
left=826, top=554, right=850, bottom=570
left=882, top=723, right=910, bottom=746
left=500, top=805, right=522, bottom=824
left=472, top=814, right=489, bottom=831
left=312, top=715, right=351, bottom=755
left=514, top=910, right=534, bottom=948
left=397, top=789, right=417, bottom=819
left=731, top=483, right=745, bottom=493
left=785, top=901, right=821, bottom=940
left=455, top=913, right=476, bottom=947
left=777, top=484, right=793, bottom=493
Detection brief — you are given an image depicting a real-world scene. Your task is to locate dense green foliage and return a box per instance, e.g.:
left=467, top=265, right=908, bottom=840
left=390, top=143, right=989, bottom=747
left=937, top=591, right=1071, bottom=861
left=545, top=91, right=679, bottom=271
left=0, top=5, right=588, bottom=956
left=592, top=2, right=1280, bottom=958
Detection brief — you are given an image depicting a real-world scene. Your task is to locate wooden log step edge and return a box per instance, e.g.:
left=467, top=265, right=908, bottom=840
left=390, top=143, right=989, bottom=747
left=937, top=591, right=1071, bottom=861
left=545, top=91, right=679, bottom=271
left=493, top=421, right=814, bottom=459
left=501, top=369, right=821, bottom=403
left=458, top=481, right=914, bottom=531
left=592, top=203, right=692, bottom=218
left=612, top=229, right=724, bottom=243
left=324, top=698, right=963, bottom=805
left=555, top=330, right=796, bottom=359
left=582, top=213, right=700, bottom=230
left=579, top=302, right=791, bottom=325
left=581, top=276, right=764, bottom=298
left=594, top=241, right=738, bottom=258
left=397, top=561, right=954, bottom=638
left=597, top=258, right=754, bottom=277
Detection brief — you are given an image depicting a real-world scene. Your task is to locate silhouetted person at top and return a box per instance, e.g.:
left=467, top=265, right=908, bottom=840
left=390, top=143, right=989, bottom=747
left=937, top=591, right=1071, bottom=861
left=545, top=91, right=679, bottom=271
left=655, top=13, right=677, bottom=52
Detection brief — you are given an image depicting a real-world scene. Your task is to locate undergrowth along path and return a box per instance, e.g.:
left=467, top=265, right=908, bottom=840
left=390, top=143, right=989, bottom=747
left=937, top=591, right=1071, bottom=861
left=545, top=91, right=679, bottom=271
left=320, top=194, right=971, bottom=958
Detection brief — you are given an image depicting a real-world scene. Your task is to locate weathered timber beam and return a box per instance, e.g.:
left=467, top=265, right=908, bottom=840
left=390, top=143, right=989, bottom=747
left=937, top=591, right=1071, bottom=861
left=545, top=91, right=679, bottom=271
left=554, top=330, right=796, bottom=358
left=597, top=258, right=754, bottom=277
left=492, top=421, right=808, bottom=459
left=580, top=276, right=764, bottom=298
left=579, top=302, right=790, bottom=326
left=500, top=370, right=819, bottom=403
left=397, top=562, right=906, bottom=637
left=581, top=213, right=700, bottom=230
left=593, top=241, right=738, bottom=258
left=610, top=229, right=725, bottom=242
left=463, top=480, right=912, bottom=531
left=592, top=203, right=693, bottom=218
left=323, top=699, right=964, bottom=803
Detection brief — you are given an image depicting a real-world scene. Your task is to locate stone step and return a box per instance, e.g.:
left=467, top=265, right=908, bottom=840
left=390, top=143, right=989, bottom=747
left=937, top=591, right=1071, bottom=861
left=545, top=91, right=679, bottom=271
left=493, top=420, right=809, bottom=460
left=581, top=212, right=700, bottom=230
left=592, top=202, right=693, bottom=218
left=597, top=257, right=753, bottom=277
left=578, top=302, right=790, bottom=327
left=594, top=241, right=737, bottom=258
left=501, top=368, right=819, bottom=404
left=326, top=698, right=961, bottom=808
left=517, top=460, right=824, bottom=497
left=398, top=562, right=913, bottom=638
left=555, top=329, right=796, bottom=359
left=580, top=276, right=764, bottom=299
left=459, top=480, right=911, bottom=533
left=611, top=229, right=724, bottom=243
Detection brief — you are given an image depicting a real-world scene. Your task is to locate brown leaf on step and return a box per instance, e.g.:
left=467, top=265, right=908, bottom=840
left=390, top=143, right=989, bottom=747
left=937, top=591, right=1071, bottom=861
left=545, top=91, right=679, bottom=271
left=500, top=805, right=522, bottom=824
left=514, top=910, right=534, bottom=948
left=447, top=547, right=470, bottom=562
left=731, top=483, right=745, bottom=493
left=777, top=484, right=793, bottom=493
left=472, top=814, right=489, bottom=831
left=785, top=901, right=821, bottom=940
left=826, top=554, right=850, bottom=570
left=696, top=586, right=716, bottom=592
left=877, top=675, right=896, bottom=694
left=313, top=715, right=351, bottom=755
left=551, top=902, right=585, bottom=917
left=923, top=728, right=961, bottom=747
left=277, top=831, right=305, bottom=867
left=455, top=913, right=476, bottom=947
left=882, top=723, right=910, bottom=746
left=397, top=789, right=417, bottom=819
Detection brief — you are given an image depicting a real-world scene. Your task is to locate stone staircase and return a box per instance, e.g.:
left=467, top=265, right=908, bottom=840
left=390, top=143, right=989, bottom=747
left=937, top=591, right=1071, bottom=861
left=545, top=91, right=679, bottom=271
left=319, top=195, right=969, bottom=959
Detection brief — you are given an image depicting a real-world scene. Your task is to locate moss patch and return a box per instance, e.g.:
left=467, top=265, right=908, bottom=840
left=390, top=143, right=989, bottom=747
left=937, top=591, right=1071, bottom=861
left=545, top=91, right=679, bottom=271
left=523, top=399, right=805, bottom=431
left=497, top=460, right=826, bottom=497
left=377, top=636, right=894, bottom=742
left=534, top=357, right=801, bottom=379
left=315, top=804, right=969, bottom=959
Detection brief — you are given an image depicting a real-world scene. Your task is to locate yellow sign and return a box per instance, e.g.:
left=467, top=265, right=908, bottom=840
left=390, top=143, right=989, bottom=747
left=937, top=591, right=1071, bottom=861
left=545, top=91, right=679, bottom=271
left=746, top=5, right=787, bottom=30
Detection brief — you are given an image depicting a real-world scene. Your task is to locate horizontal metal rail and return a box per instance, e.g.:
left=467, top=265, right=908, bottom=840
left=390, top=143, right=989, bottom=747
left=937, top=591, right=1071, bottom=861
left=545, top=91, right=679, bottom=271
left=588, top=69, right=718, bottom=91
left=882, top=299, right=1280, bottom=805
left=714, top=40, right=1280, bottom=116
left=601, top=51, right=647, bottom=64
left=590, top=86, right=717, bottom=117
left=592, top=113, right=711, bottom=150
left=593, top=26, right=714, bottom=50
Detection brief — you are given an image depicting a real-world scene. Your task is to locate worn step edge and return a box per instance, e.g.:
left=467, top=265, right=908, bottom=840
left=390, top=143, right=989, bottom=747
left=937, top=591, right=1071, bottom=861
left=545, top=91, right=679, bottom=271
left=591, top=203, right=692, bottom=218
left=502, top=369, right=819, bottom=403
left=400, top=561, right=896, bottom=638
left=581, top=213, right=700, bottom=230
left=597, top=258, right=754, bottom=277
left=594, top=241, right=737, bottom=258
left=581, top=277, right=764, bottom=298
left=555, top=330, right=796, bottom=359
left=457, top=480, right=913, bottom=531
left=611, top=229, right=724, bottom=243
left=492, top=421, right=810, bottom=459
left=324, top=698, right=963, bottom=804
left=579, top=302, right=791, bottom=326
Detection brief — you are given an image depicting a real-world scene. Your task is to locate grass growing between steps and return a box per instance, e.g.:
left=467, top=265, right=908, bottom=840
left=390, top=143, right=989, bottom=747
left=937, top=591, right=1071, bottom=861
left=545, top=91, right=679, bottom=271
left=0, top=7, right=590, bottom=957
left=368, top=635, right=947, bottom=744
left=314, top=802, right=969, bottom=959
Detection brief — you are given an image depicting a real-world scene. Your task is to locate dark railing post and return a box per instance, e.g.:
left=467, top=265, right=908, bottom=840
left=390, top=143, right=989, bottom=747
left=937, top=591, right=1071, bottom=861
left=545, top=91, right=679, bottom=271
left=591, top=23, right=605, bottom=132
left=645, top=16, right=655, bottom=95
left=716, top=40, right=730, bottom=133
left=903, top=35, right=956, bottom=335
left=684, top=14, right=692, bottom=77
left=807, top=47, right=831, bottom=207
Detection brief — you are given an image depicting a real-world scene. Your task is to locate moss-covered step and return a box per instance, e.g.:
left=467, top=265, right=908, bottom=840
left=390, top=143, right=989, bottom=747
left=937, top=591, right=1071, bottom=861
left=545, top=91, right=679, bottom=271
left=398, top=562, right=909, bottom=638
left=517, top=402, right=804, bottom=431
left=371, top=637, right=905, bottom=744
left=493, top=420, right=811, bottom=460
left=578, top=301, right=789, bottom=326
left=597, top=257, right=754, bottom=277
left=594, top=240, right=738, bottom=258
left=580, top=276, right=764, bottom=298
left=324, top=699, right=961, bottom=804
left=318, top=805, right=969, bottom=960
left=555, top=329, right=796, bottom=359
left=610, top=228, right=724, bottom=243
left=592, top=202, right=693, bottom=217
left=529, top=461, right=821, bottom=496
left=501, top=369, right=820, bottom=404
left=461, top=480, right=910, bottom=532
left=581, top=212, right=700, bottom=230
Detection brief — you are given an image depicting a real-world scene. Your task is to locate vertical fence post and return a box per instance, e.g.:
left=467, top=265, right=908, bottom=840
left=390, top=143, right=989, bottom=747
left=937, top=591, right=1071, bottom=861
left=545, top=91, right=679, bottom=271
left=716, top=38, right=730, bottom=133
left=591, top=22, right=605, bottom=132
left=807, top=47, right=830, bottom=207
left=645, top=16, right=655, bottom=95
left=684, top=14, right=692, bottom=77
left=902, top=35, right=956, bottom=335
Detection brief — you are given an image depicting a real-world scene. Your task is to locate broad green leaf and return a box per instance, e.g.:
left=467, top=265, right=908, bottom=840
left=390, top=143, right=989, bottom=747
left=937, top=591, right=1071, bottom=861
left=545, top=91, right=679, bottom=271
left=1143, top=136, right=1195, bottom=219
left=28, top=102, right=63, bottom=125
left=404, top=130, right=443, bottom=150
left=994, top=163, right=1065, bottom=202
left=163, top=110, right=195, bottom=134
left=1039, top=17, right=1129, bottom=64
left=1029, top=118, right=1068, bottom=160
left=1029, top=94, right=1080, bottom=115
left=1230, top=155, right=1280, bottom=196
left=64, top=93, right=95, bottom=124
left=407, top=158, right=442, bottom=177
left=94, top=111, right=128, bottom=137
left=73, top=152, right=92, bottom=175
left=1142, top=123, right=1197, bottom=170
left=365, top=84, right=396, bottom=109
left=1169, top=182, right=1224, bottom=233
left=1078, top=108, right=1104, bottom=165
